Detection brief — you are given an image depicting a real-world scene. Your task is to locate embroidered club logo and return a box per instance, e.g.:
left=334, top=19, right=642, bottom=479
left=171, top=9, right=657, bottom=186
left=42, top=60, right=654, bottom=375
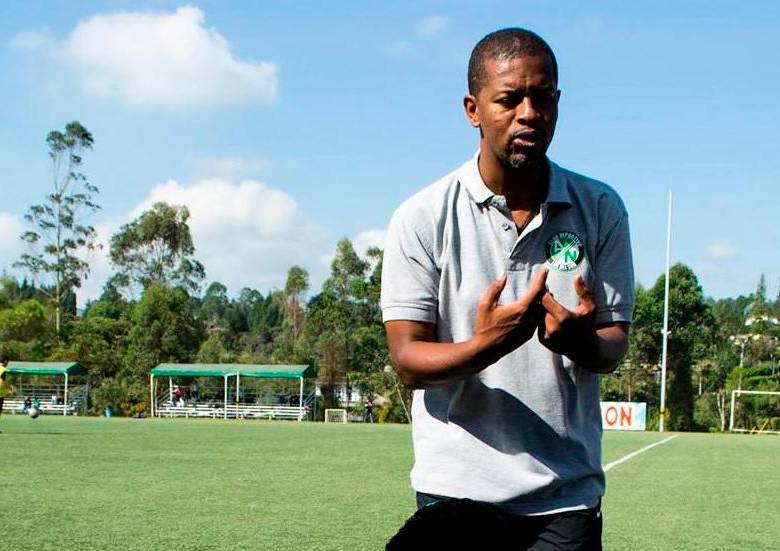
left=545, top=231, right=584, bottom=272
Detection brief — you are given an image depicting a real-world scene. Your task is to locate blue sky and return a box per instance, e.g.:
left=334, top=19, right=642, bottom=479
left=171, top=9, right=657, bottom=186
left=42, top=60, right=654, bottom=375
left=1, top=1, right=778, bottom=303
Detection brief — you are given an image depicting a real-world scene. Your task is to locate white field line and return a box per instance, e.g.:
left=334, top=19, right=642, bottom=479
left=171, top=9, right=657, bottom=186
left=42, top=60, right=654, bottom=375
left=603, top=434, right=679, bottom=472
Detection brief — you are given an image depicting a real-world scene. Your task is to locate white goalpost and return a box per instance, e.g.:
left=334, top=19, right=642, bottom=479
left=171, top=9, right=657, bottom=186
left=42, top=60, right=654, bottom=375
left=729, top=390, right=780, bottom=434
left=324, top=408, right=347, bottom=423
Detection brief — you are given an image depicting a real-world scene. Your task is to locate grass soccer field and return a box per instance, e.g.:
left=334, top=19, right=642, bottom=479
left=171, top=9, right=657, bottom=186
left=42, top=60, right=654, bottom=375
left=1, top=416, right=778, bottom=550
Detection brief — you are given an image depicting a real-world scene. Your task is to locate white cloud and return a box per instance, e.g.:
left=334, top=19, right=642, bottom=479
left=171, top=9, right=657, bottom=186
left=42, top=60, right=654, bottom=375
left=14, top=5, right=278, bottom=109
left=0, top=213, right=24, bottom=277
left=77, top=177, right=336, bottom=303
left=416, top=15, right=448, bottom=37
left=135, top=178, right=331, bottom=288
left=70, top=176, right=389, bottom=304
left=352, top=229, right=387, bottom=256
left=704, top=243, right=738, bottom=259
left=0, top=213, right=24, bottom=255
left=0, top=211, right=109, bottom=299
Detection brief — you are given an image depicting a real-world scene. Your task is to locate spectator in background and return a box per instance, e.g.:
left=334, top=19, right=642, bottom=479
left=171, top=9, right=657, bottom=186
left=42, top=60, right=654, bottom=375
left=173, top=385, right=184, bottom=407
left=0, top=355, right=16, bottom=432
left=364, top=394, right=374, bottom=423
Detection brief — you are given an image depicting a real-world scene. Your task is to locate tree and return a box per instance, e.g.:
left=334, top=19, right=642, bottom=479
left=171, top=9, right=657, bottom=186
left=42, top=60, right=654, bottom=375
left=109, top=202, right=205, bottom=293
left=284, top=266, right=309, bottom=340
left=626, top=266, right=715, bottom=430
left=83, top=274, right=132, bottom=320
left=753, top=274, right=768, bottom=317
left=15, top=121, right=100, bottom=335
left=303, top=240, right=392, bottom=412
left=653, top=265, right=714, bottom=430
left=49, top=314, right=129, bottom=397
left=197, top=332, right=234, bottom=363
left=0, top=298, right=52, bottom=360
left=199, top=282, right=229, bottom=326
left=123, top=284, right=204, bottom=409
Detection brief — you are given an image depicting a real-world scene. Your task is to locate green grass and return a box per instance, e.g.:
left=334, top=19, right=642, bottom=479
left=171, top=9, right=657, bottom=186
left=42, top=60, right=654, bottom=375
left=602, top=432, right=780, bottom=550
left=0, top=416, right=777, bottom=550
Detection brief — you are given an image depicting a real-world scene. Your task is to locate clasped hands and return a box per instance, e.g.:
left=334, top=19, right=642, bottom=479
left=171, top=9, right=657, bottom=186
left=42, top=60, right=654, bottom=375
left=473, top=269, right=598, bottom=365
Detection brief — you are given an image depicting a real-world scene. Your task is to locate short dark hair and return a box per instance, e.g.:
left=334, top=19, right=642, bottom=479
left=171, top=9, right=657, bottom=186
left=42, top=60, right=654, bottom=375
left=0, top=355, right=9, bottom=364
left=468, top=28, right=558, bottom=96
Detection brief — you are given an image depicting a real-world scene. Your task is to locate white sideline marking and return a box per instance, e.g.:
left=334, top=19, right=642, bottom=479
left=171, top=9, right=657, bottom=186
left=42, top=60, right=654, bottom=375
left=603, top=434, right=679, bottom=472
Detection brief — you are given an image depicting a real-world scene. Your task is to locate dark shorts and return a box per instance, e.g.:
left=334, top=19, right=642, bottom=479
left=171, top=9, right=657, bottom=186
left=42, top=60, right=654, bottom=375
left=409, top=492, right=602, bottom=551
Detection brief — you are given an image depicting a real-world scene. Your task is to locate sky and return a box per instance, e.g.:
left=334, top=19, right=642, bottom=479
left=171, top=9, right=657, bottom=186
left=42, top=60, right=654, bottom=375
left=0, top=1, right=778, bottom=305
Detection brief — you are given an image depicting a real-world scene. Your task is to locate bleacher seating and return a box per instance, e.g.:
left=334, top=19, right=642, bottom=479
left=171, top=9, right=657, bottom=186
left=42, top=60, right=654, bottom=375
left=1, top=398, right=78, bottom=415
left=155, top=401, right=309, bottom=420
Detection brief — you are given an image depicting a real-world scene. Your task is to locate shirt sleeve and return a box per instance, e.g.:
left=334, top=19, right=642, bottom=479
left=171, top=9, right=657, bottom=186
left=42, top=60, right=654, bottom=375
left=381, top=205, right=440, bottom=323
left=593, top=210, right=635, bottom=326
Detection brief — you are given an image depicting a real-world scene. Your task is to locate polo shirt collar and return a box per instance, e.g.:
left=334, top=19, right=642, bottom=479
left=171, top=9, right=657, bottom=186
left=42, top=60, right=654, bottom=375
left=459, top=152, right=572, bottom=207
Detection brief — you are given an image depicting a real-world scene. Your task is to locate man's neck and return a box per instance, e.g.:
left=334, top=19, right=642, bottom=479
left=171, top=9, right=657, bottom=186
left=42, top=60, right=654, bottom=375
left=477, top=150, right=549, bottom=211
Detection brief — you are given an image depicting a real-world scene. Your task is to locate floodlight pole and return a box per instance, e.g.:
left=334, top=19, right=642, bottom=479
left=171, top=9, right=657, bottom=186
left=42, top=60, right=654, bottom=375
left=659, top=190, right=672, bottom=432
left=150, top=374, right=155, bottom=418
left=729, top=389, right=738, bottom=432
left=64, top=373, right=69, bottom=416
left=299, top=376, right=304, bottom=421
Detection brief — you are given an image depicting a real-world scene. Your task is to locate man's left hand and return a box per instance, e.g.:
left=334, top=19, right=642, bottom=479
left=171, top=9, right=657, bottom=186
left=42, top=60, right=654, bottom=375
left=537, top=275, right=599, bottom=365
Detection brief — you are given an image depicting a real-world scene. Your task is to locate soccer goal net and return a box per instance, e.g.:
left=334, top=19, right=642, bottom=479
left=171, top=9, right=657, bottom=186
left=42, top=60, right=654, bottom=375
left=324, top=408, right=347, bottom=423
left=729, top=390, right=780, bottom=434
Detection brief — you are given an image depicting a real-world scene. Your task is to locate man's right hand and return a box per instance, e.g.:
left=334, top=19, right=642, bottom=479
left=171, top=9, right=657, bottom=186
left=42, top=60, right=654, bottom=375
left=385, top=269, right=548, bottom=388
left=472, top=269, right=548, bottom=364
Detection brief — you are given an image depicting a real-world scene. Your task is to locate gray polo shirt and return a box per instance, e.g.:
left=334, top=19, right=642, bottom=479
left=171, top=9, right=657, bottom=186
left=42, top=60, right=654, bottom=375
left=381, top=154, right=634, bottom=515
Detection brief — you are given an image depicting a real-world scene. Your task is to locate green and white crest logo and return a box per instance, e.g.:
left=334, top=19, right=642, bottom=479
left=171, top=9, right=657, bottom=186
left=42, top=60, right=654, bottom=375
left=545, top=231, right=584, bottom=272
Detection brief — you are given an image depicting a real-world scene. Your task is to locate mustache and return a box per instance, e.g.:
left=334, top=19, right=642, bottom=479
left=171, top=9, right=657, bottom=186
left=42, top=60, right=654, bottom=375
left=510, top=128, right=543, bottom=140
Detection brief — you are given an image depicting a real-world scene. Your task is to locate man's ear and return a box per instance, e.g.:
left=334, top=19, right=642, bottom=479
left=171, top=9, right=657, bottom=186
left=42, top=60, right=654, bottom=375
left=463, top=94, right=480, bottom=128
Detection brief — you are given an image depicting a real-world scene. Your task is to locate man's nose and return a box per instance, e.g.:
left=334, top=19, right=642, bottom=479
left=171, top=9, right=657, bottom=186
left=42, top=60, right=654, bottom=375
left=515, top=96, right=540, bottom=123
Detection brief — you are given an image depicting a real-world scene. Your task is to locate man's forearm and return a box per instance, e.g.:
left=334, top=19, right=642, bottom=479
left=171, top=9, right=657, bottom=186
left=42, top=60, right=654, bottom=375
left=576, top=325, right=629, bottom=374
left=391, top=337, right=496, bottom=389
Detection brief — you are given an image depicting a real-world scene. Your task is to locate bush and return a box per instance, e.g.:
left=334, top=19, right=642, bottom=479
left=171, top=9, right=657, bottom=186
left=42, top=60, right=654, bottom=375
left=90, top=379, right=128, bottom=416
left=694, top=393, right=721, bottom=432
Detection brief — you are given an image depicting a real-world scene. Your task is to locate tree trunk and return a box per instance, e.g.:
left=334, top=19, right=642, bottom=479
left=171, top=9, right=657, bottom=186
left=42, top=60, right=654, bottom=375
left=716, top=389, right=726, bottom=432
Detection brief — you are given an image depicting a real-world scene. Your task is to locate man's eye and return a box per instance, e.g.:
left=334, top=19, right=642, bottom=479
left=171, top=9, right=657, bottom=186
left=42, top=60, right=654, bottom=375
left=531, top=91, right=556, bottom=106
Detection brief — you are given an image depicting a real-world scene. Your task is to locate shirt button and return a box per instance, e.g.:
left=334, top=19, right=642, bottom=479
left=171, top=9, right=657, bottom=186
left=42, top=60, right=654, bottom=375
left=501, top=222, right=511, bottom=231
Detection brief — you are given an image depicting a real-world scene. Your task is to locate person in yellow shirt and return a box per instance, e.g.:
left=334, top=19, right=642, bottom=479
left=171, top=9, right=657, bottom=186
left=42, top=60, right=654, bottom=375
left=0, top=356, right=15, bottom=432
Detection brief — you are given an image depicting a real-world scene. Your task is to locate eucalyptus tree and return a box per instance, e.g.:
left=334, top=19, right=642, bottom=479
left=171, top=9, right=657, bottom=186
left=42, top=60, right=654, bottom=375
left=15, top=121, right=100, bottom=335
left=109, top=202, right=205, bottom=293
left=284, top=266, right=309, bottom=340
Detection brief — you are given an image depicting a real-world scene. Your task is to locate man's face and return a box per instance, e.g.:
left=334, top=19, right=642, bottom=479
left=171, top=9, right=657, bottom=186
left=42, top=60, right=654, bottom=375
left=465, top=54, right=559, bottom=169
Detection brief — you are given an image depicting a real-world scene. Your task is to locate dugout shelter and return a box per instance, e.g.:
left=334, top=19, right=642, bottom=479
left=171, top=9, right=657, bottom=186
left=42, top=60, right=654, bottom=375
left=1, top=361, right=88, bottom=416
left=150, top=363, right=315, bottom=420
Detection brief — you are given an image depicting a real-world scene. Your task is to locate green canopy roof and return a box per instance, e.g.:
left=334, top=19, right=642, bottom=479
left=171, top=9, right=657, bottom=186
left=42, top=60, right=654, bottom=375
left=151, top=364, right=239, bottom=377
left=237, top=365, right=314, bottom=379
left=7, top=361, right=87, bottom=376
left=151, top=364, right=314, bottom=379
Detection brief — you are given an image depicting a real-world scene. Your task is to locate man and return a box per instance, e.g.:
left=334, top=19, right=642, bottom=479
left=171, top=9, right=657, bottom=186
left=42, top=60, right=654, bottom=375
left=364, top=394, right=374, bottom=423
left=381, top=28, right=634, bottom=549
left=0, top=356, right=15, bottom=433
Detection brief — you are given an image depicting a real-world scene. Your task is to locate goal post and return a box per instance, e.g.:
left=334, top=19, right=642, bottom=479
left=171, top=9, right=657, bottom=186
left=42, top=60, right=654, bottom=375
left=729, top=390, right=780, bottom=434
left=324, top=408, right=347, bottom=423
